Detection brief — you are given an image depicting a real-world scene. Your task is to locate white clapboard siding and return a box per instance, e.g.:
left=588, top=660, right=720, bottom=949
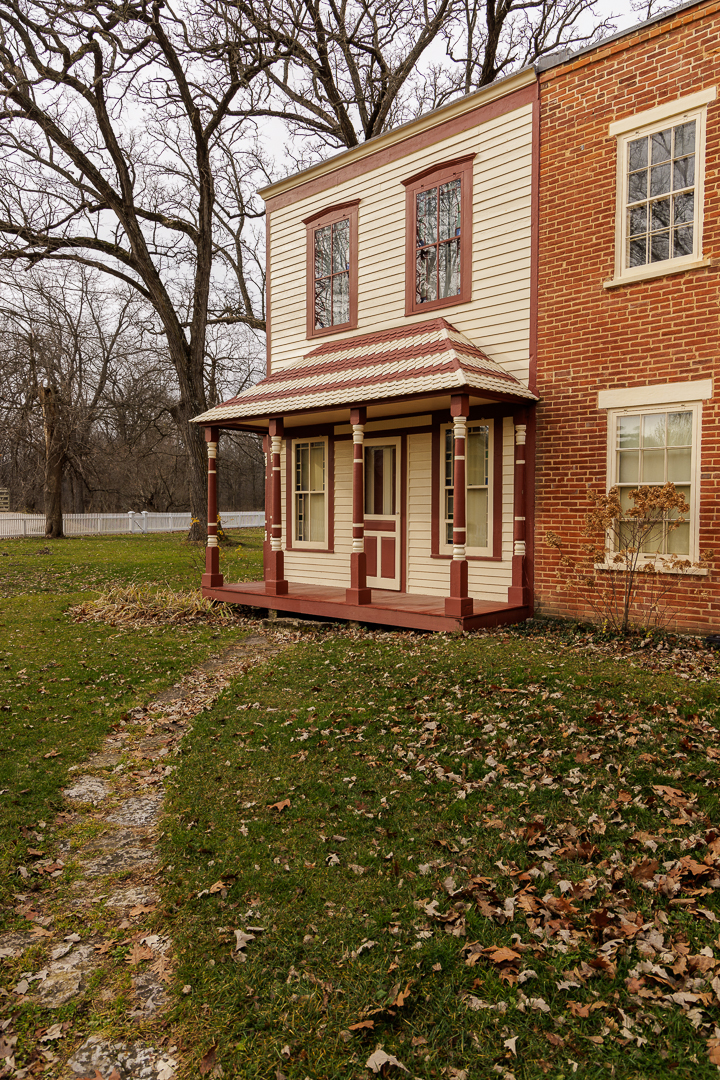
left=268, top=102, right=533, bottom=384
left=405, top=432, right=513, bottom=601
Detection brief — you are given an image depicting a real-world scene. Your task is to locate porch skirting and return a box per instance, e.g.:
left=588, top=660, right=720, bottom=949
left=202, top=580, right=530, bottom=633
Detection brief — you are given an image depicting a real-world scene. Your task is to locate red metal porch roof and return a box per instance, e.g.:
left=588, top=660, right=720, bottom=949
left=192, top=318, right=536, bottom=425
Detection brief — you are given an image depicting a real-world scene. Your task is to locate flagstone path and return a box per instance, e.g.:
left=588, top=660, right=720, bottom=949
left=1, top=632, right=288, bottom=1080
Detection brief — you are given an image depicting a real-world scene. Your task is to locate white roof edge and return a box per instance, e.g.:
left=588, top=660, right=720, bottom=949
left=258, top=67, right=535, bottom=203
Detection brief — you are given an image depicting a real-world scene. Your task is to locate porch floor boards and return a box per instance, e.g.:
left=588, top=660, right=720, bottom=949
left=202, top=579, right=529, bottom=632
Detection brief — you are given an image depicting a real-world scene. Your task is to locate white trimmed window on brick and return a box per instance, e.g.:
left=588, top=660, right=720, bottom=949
left=608, top=88, right=715, bottom=286
left=606, top=403, right=701, bottom=559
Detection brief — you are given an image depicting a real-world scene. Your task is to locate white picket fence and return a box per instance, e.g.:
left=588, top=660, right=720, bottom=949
left=0, top=510, right=264, bottom=539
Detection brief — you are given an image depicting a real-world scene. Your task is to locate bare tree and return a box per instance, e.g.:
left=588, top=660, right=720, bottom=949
left=220, top=0, right=616, bottom=159
left=0, top=0, right=273, bottom=538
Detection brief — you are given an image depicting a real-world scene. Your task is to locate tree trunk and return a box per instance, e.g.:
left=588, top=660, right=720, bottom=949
left=38, top=383, right=65, bottom=539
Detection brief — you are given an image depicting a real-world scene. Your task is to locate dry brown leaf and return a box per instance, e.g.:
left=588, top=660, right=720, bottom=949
left=209, top=880, right=227, bottom=894
left=199, top=1045, right=218, bottom=1076
left=125, top=943, right=155, bottom=965
left=485, top=947, right=521, bottom=965
left=269, top=799, right=291, bottom=812
left=349, top=1020, right=375, bottom=1031
left=129, top=904, right=156, bottom=916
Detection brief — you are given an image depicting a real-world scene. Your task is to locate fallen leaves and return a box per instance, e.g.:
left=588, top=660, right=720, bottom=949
left=365, top=1047, right=409, bottom=1074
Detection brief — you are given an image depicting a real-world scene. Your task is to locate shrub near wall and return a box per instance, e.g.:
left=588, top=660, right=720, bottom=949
left=535, top=0, right=720, bottom=633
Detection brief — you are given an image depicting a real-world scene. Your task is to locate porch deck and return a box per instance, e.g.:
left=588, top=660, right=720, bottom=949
left=203, top=580, right=530, bottom=633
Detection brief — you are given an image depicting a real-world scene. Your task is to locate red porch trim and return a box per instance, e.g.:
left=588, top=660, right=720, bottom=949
left=347, top=406, right=371, bottom=604
left=202, top=426, right=223, bottom=588
left=266, top=417, right=288, bottom=596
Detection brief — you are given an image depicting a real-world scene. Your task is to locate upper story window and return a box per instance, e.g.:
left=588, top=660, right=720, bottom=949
left=304, top=202, right=359, bottom=339
left=403, top=156, right=474, bottom=317
left=608, top=88, right=715, bottom=287
left=625, top=121, right=696, bottom=268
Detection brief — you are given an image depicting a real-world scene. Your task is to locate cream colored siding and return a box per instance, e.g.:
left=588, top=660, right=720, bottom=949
left=281, top=437, right=353, bottom=587
left=269, top=104, right=533, bottom=386
left=405, top=429, right=513, bottom=600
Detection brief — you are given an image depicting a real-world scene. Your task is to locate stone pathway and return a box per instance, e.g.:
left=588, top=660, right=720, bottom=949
left=0, top=633, right=285, bottom=1080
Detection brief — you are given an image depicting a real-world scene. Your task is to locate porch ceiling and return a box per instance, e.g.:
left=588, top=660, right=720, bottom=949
left=192, top=317, right=536, bottom=427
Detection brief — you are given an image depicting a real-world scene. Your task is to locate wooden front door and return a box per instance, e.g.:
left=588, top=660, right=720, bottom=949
left=364, top=438, right=401, bottom=591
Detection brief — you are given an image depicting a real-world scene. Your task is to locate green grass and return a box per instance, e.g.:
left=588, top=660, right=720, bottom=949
left=0, top=529, right=264, bottom=920
left=2, top=531, right=720, bottom=1078
left=161, top=627, right=720, bottom=1079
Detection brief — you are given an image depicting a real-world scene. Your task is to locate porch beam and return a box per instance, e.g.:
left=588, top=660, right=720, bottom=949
left=445, top=394, right=473, bottom=617
left=347, top=406, right=371, bottom=604
left=265, top=416, right=288, bottom=596
left=202, top=426, right=224, bottom=588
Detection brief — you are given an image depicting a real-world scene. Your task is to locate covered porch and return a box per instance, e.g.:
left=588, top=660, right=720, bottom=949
left=192, top=319, right=537, bottom=633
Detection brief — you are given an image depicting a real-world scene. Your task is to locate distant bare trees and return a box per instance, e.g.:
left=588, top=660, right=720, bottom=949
left=0, top=268, right=265, bottom=530
left=0, top=0, right=271, bottom=537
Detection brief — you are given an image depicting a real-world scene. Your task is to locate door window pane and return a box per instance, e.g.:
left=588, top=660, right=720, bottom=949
left=365, top=446, right=396, bottom=516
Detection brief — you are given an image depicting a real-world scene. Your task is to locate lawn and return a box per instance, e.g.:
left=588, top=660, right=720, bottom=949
left=161, top=626, right=720, bottom=1080
left=2, top=532, right=720, bottom=1080
left=0, top=530, right=264, bottom=916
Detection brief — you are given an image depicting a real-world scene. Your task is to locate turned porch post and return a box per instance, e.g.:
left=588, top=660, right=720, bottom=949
left=508, top=411, right=530, bottom=607
left=265, top=417, right=288, bottom=596
left=347, top=406, right=371, bottom=605
left=445, top=394, right=473, bottom=618
left=202, top=426, right=223, bottom=588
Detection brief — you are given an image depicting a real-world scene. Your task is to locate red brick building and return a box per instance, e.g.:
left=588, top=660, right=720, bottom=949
left=535, top=0, right=720, bottom=631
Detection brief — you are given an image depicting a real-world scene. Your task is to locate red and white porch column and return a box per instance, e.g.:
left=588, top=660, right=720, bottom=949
left=347, top=406, right=371, bottom=605
left=508, top=411, right=530, bottom=607
left=202, top=426, right=223, bottom=588
left=265, top=416, right=288, bottom=596
left=445, top=394, right=473, bottom=618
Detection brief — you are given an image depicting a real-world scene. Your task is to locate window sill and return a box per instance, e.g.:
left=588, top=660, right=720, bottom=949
left=594, top=559, right=708, bottom=576
left=603, top=258, right=712, bottom=290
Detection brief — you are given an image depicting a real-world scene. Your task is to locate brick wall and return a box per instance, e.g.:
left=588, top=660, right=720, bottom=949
left=535, top=0, right=720, bottom=633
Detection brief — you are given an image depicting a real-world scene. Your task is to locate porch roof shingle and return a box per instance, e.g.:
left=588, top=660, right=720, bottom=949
left=192, top=318, right=536, bottom=425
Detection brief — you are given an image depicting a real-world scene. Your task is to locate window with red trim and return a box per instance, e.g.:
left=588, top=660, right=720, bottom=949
left=304, top=202, right=359, bottom=338
left=403, top=157, right=473, bottom=317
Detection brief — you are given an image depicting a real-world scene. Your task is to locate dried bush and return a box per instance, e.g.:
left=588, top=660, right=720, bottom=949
left=546, top=483, right=710, bottom=633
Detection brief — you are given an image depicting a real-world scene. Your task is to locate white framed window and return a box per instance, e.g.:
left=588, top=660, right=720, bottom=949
left=293, top=438, right=327, bottom=546
left=440, top=421, right=493, bottom=555
left=606, top=403, right=701, bottom=560
left=609, top=88, right=715, bottom=286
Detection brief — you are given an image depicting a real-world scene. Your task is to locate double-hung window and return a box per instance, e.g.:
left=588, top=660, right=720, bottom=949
left=304, top=202, right=359, bottom=338
left=403, top=157, right=473, bottom=316
left=294, top=439, right=327, bottom=545
left=609, top=88, right=715, bottom=285
left=599, top=381, right=711, bottom=562
left=441, top=422, right=492, bottom=554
